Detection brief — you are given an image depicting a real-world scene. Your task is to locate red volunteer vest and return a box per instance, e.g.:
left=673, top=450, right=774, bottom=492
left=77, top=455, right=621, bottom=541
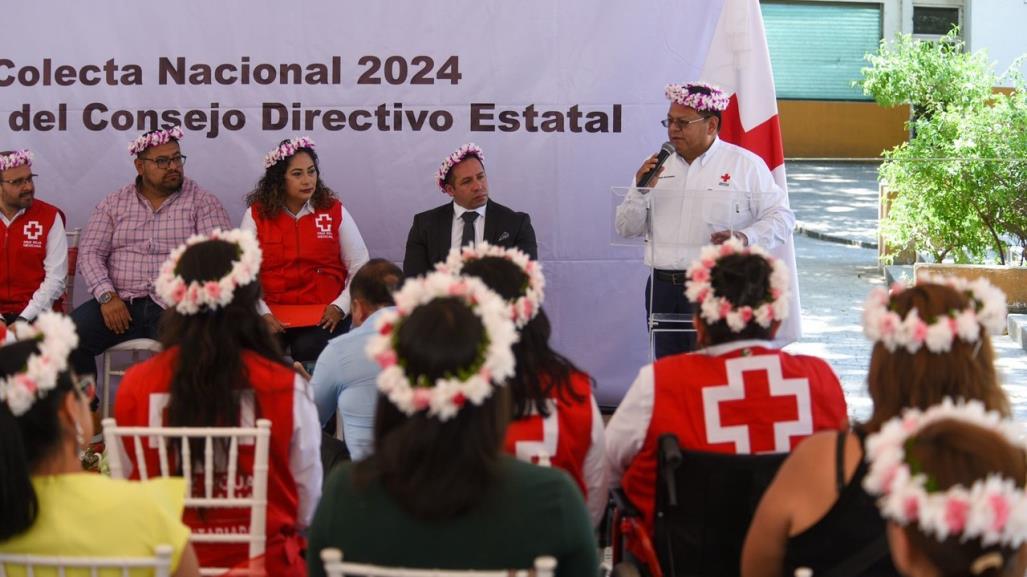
left=621, top=346, right=847, bottom=533
left=114, top=348, right=304, bottom=577
left=0, top=200, right=61, bottom=316
left=503, top=371, right=594, bottom=497
left=252, top=200, right=347, bottom=305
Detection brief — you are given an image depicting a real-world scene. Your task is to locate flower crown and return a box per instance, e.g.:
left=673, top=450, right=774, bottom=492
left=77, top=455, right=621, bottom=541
left=437, top=243, right=545, bottom=328
left=665, top=82, right=730, bottom=113
left=263, top=136, right=315, bottom=169
left=862, top=274, right=1007, bottom=355
left=684, top=237, right=790, bottom=332
left=128, top=126, right=184, bottom=156
left=0, top=312, right=79, bottom=417
left=435, top=143, right=484, bottom=193
left=0, top=149, right=33, bottom=172
left=365, top=271, right=518, bottom=421
left=864, top=398, right=1027, bottom=548
left=155, top=228, right=262, bottom=315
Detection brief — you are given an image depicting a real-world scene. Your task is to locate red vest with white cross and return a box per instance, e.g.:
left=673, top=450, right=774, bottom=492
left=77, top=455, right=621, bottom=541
left=621, top=345, right=847, bottom=533
left=251, top=200, right=347, bottom=305
left=503, top=370, right=595, bottom=497
left=114, top=347, right=305, bottom=577
left=0, top=199, right=61, bottom=316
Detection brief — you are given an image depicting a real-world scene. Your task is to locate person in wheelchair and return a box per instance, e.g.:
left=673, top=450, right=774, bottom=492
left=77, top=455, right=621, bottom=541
left=742, top=276, right=1010, bottom=577
left=306, top=271, right=598, bottom=577
left=0, top=313, right=200, bottom=576
left=447, top=243, right=608, bottom=526
left=606, top=238, right=848, bottom=541
left=114, top=229, right=322, bottom=577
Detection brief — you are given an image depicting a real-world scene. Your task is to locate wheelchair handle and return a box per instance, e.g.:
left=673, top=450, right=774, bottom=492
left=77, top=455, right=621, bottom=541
left=658, top=434, right=683, bottom=507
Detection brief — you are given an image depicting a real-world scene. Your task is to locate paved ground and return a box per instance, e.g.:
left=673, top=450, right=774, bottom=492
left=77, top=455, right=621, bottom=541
left=782, top=161, right=1027, bottom=422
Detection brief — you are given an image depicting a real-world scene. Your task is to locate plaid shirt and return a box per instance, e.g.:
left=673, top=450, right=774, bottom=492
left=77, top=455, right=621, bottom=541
left=79, top=177, right=232, bottom=303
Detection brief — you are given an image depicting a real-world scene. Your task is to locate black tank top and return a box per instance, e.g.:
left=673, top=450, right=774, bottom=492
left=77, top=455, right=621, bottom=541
left=783, top=429, right=898, bottom=577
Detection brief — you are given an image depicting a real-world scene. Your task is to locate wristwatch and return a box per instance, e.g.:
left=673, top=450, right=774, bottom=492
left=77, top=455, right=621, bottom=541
left=98, top=291, right=115, bottom=305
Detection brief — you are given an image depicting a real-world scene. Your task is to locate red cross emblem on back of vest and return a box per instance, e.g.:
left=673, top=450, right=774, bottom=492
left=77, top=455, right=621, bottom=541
left=701, top=354, right=812, bottom=454
left=23, top=220, right=43, bottom=241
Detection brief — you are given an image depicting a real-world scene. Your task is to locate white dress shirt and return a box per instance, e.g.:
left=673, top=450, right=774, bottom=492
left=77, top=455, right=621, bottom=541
left=450, top=203, right=486, bottom=249
left=1, top=208, right=67, bottom=320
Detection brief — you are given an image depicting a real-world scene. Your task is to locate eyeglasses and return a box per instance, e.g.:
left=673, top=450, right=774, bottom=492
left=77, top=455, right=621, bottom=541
left=0, top=173, right=37, bottom=188
left=661, top=117, right=708, bottom=130
left=138, top=155, right=187, bottom=169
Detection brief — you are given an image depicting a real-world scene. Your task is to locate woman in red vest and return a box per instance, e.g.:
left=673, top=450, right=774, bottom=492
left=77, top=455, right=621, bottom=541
left=242, top=136, right=369, bottom=365
left=445, top=244, right=608, bottom=527
left=115, top=229, right=322, bottom=577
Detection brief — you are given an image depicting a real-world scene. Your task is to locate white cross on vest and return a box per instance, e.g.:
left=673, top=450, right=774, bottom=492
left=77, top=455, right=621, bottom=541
left=23, top=220, right=43, bottom=241
left=315, top=214, right=333, bottom=236
left=701, top=355, right=813, bottom=454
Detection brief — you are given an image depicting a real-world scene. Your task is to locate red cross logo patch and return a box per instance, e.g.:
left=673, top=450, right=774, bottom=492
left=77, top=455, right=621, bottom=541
left=314, top=214, right=333, bottom=238
left=23, top=220, right=43, bottom=241
left=720, top=173, right=732, bottom=184
left=701, top=355, right=812, bottom=453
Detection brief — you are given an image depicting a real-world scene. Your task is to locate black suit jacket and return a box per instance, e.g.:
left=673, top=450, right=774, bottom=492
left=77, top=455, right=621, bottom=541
left=403, top=200, right=538, bottom=278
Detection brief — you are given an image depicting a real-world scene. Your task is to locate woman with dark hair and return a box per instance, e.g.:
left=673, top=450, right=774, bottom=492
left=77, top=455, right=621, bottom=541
left=444, top=243, right=608, bottom=526
left=743, top=276, right=1011, bottom=577
left=0, top=313, right=199, bottom=576
left=306, top=272, right=598, bottom=576
left=114, top=229, right=321, bottom=577
left=242, top=136, right=369, bottom=364
left=865, top=400, right=1027, bottom=577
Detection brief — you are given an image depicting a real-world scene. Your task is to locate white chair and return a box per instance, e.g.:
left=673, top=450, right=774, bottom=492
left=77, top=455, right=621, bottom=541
left=0, top=544, right=173, bottom=577
left=100, top=338, right=162, bottom=418
left=320, top=549, right=557, bottom=577
left=103, top=417, right=272, bottom=577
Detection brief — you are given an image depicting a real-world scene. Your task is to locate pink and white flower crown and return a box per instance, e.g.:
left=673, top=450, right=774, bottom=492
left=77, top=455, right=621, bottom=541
left=128, top=126, right=184, bottom=156
left=864, top=398, right=1027, bottom=547
left=684, top=237, right=790, bottom=332
left=0, top=312, right=79, bottom=417
left=155, top=228, right=262, bottom=315
left=264, top=136, right=315, bottom=169
left=437, top=243, right=545, bottom=328
left=862, top=274, right=1007, bottom=355
left=0, top=149, right=33, bottom=172
left=365, top=271, right=518, bottom=422
left=434, top=143, right=484, bottom=193
left=665, top=82, right=730, bottom=113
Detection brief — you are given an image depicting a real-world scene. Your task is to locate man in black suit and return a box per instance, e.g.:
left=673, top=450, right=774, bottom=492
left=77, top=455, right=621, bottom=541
left=403, top=143, right=537, bottom=277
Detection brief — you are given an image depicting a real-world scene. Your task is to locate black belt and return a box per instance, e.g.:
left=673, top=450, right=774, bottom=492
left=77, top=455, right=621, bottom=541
left=653, top=269, right=688, bottom=285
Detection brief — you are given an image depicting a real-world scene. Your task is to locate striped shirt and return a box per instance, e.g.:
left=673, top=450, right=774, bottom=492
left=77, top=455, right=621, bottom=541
left=79, top=177, right=232, bottom=303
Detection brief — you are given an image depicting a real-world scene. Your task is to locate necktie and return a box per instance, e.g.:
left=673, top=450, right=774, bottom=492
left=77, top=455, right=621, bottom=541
left=461, top=211, right=477, bottom=248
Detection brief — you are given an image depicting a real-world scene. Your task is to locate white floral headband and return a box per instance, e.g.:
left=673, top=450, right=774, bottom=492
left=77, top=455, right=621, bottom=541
left=435, top=143, right=484, bottom=193
left=155, top=228, right=262, bottom=315
left=437, top=243, right=545, bottom=328
left=0, top=312, right=79, bottom=417
left=862, top=275, right=1007, bottom=355
left=864, top=398, right=1027, bottom=548
left=264, top=136, right=315, bottom=169
left=365, top=272, right=518, bottom=422
left=665, top=82, right=730, bottom=113
left=128, top=126, right=184, bottom=156
left=0, top=149, right=33, bottom=172
left=684, top=237, right=789, bottom=332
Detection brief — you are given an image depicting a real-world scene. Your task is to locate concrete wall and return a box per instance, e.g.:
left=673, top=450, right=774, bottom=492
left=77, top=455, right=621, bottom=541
left=778, top=100, right=909, bottom=159
left=966, top=0, right=1027, bottom=87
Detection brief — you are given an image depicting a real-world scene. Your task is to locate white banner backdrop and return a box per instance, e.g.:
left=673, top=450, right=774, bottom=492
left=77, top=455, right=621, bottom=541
left=2, top=0, right=726, bottom=405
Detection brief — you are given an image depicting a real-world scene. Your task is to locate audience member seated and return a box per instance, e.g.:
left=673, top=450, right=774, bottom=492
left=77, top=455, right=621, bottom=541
left=309, top=258, right=403, bottom=461
left=70, top=127, right=231, bottom=378
left=742, top=276, right=1010, bottom=577
left=113, top=229, right=321, bottom=577
left=606, top=238, right=848, bottom=536
left=0, top=313, right=199, bottom=576
left=447, top=243, right=608, bottom=526
left=0, top=149, right=67, bottom=328
left=242, top=136, right=369, bottom=365
left=864, top=400, right=1027, bottom=577
left=306, top=272, right=598, bottom=577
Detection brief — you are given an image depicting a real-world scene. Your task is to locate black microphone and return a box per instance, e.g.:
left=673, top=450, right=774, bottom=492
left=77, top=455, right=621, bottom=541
left=637, top=142, right=676, bottom=188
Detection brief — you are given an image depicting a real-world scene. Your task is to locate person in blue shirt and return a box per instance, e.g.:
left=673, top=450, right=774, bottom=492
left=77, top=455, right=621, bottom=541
left=308, top=258, right=403, bottom=461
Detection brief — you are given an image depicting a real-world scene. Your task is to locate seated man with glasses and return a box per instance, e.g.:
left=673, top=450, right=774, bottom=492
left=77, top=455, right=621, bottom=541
left=0, top=148, right=68, bottom=330
left=614, top=81, right=796, bottom=359
left=69, top=126, right=231, bottom=378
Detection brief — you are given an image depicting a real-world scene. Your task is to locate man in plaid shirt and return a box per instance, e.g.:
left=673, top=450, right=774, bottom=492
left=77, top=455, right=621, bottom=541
left=69, top=127, right=231, bottom=377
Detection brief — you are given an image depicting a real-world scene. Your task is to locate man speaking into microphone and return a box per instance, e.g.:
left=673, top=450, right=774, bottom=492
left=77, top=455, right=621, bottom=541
left=615, top=81, right=795, bottom=359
